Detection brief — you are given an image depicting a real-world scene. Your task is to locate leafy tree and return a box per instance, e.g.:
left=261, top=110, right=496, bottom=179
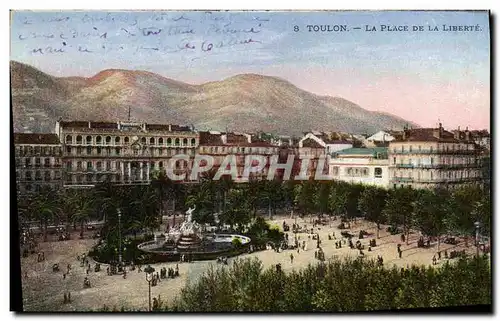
left=346, top=183, right=366, bottom=223
left=471, top=191, right=491, bottom=237
left=413, top=189, right=446, bottom=250
left=448, top=185, right=483, bottom=246
left=168, top=256, right=491, bottom=312
left=358, top=186, right=387, bottom=238
left=329, top=182, right=349, bottom=221
left=383, top=186, right=416, bottom=244
left=222, top=188, right=251, bottom=231
left=315, top=181, right=331, bottom=218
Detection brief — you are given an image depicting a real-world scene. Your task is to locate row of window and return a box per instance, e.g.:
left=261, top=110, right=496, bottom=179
left=393, top=156, right=478, bottom=166
left=65, top=135, right=197, bottom=147
left=331, top=166, right=383, bottom=178
left=19, top=157, right=60, bottom=167
left=17, top=170, right=61, bottom=181
left=200, top=146, right=278, bottom=155
left=393, top=170, right=481, bottom=180
left=392, top=143, right=474, bottom=153
left=21, top=184, right=59, bottom=193
left=66, top=160, right=187, bottom=171
left=64, top=146, right=195, bottom=157
left=15, top=146, right=62, bottom=156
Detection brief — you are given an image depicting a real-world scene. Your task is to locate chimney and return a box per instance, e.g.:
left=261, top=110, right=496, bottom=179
left=465, top=127, right=470, bottom=141
left=402, top=127, right=410, bottom=141
left=88, top=121, right=91, bottom=129
left=168, top=124, right=172, bottom=131
left=433, top=123, right=442, bottom=139
left=454, top=127, right=460, bottom=140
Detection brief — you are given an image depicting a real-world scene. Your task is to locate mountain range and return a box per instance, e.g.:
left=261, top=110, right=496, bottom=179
left=10, top=61, right=418, bottom=136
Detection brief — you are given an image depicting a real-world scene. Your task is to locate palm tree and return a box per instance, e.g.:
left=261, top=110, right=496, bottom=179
left=132, top=186, right=160, bottom=234
left=57, top=189, right=81, bottom=235
left=72, top=197, right=94, bottom=239
left=31, top=188, right=59, bottom=242
left=217, top=175, right=234, bottom=215
left=151, top=168, right=170, bottom=226
left=185, top=180, right=215, bottom=224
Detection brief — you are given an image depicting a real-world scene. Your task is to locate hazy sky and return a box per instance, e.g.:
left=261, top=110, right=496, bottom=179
left=10, top=10, right=490, bottom=130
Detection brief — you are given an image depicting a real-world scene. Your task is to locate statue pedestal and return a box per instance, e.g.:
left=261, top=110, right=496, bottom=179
left=177, top=234, right=202, bottom=251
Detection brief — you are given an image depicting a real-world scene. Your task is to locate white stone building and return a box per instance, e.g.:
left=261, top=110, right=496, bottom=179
left=329, top=147, right=390, bottom=188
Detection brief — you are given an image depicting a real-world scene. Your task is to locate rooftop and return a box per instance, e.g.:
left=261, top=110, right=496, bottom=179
left=14, top=133, right=61, bottom=145
left=334, top=147, right=388, bottom=157
left=395, top=126, right=477, bottom=143
left=59, top=120, right=194, bottom=132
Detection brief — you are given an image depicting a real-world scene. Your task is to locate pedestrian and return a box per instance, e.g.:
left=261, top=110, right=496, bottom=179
left=432, top=255, right=437, bottom=265
left=63, top=273, right=66, bottom=279
left=398, top=249, right=402, bottom=259
left=63, top=293, right=67, bottom=304
left=67, top=292, right=71, bottom=303
left=290, top=253, right=294, bottom=264
left=438, top=251, right=441, bottom=260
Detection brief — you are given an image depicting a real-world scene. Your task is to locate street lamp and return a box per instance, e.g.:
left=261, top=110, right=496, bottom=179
left=144, top=265, right=155, bottom=311
left=474, top=221, right=481, bottom=257
left=118, top=209, right=122, bottom=264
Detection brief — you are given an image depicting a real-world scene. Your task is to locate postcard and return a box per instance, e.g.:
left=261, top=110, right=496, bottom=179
left=10, top=10, right=491, bottom=313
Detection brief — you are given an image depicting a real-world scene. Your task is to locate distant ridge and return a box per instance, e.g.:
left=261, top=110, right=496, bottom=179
left=10, top=60, right=419, bottom=135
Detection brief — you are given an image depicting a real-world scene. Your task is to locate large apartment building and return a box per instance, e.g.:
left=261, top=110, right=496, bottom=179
left=56, top=120, right=198, bottom=186
left=388, top=124, right=482, bottom=189
left=14, top=133, right=63, bottom=194
left=198, top=131, right=279, bottom=181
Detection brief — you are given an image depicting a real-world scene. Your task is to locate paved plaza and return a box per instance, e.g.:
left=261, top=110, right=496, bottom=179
left=20, top=216, right=478, bottom=311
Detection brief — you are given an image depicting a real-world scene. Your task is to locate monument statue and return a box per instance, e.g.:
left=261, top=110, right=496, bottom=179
left=185, top=205, right=196, bottom=223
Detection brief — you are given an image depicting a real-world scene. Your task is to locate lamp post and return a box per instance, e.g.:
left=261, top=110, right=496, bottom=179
left=118, top=209, right=122, bottom=265
left=474, top=221, right=481, bottom=257
left=144, top=265, right=155, bottom=311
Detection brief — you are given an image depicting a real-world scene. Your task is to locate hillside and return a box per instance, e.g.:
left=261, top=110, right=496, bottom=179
left=10, top=61, right=418, bottom=135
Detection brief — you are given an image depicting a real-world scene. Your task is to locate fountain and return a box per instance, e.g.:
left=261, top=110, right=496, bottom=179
left=138, top=206, right=251, bottom=261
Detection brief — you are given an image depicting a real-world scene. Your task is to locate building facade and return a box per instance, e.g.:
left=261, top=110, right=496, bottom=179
left=198, top=131, right=279, bottom=181
left=298, top=132, right=354, bottom=178
left=388, top=124, right=482, bottom=189
left=14, top=133, right=63, bottom=194
left=56, top=120, right=198, bottom=186
left=329, top=147, right=390, bottom=188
